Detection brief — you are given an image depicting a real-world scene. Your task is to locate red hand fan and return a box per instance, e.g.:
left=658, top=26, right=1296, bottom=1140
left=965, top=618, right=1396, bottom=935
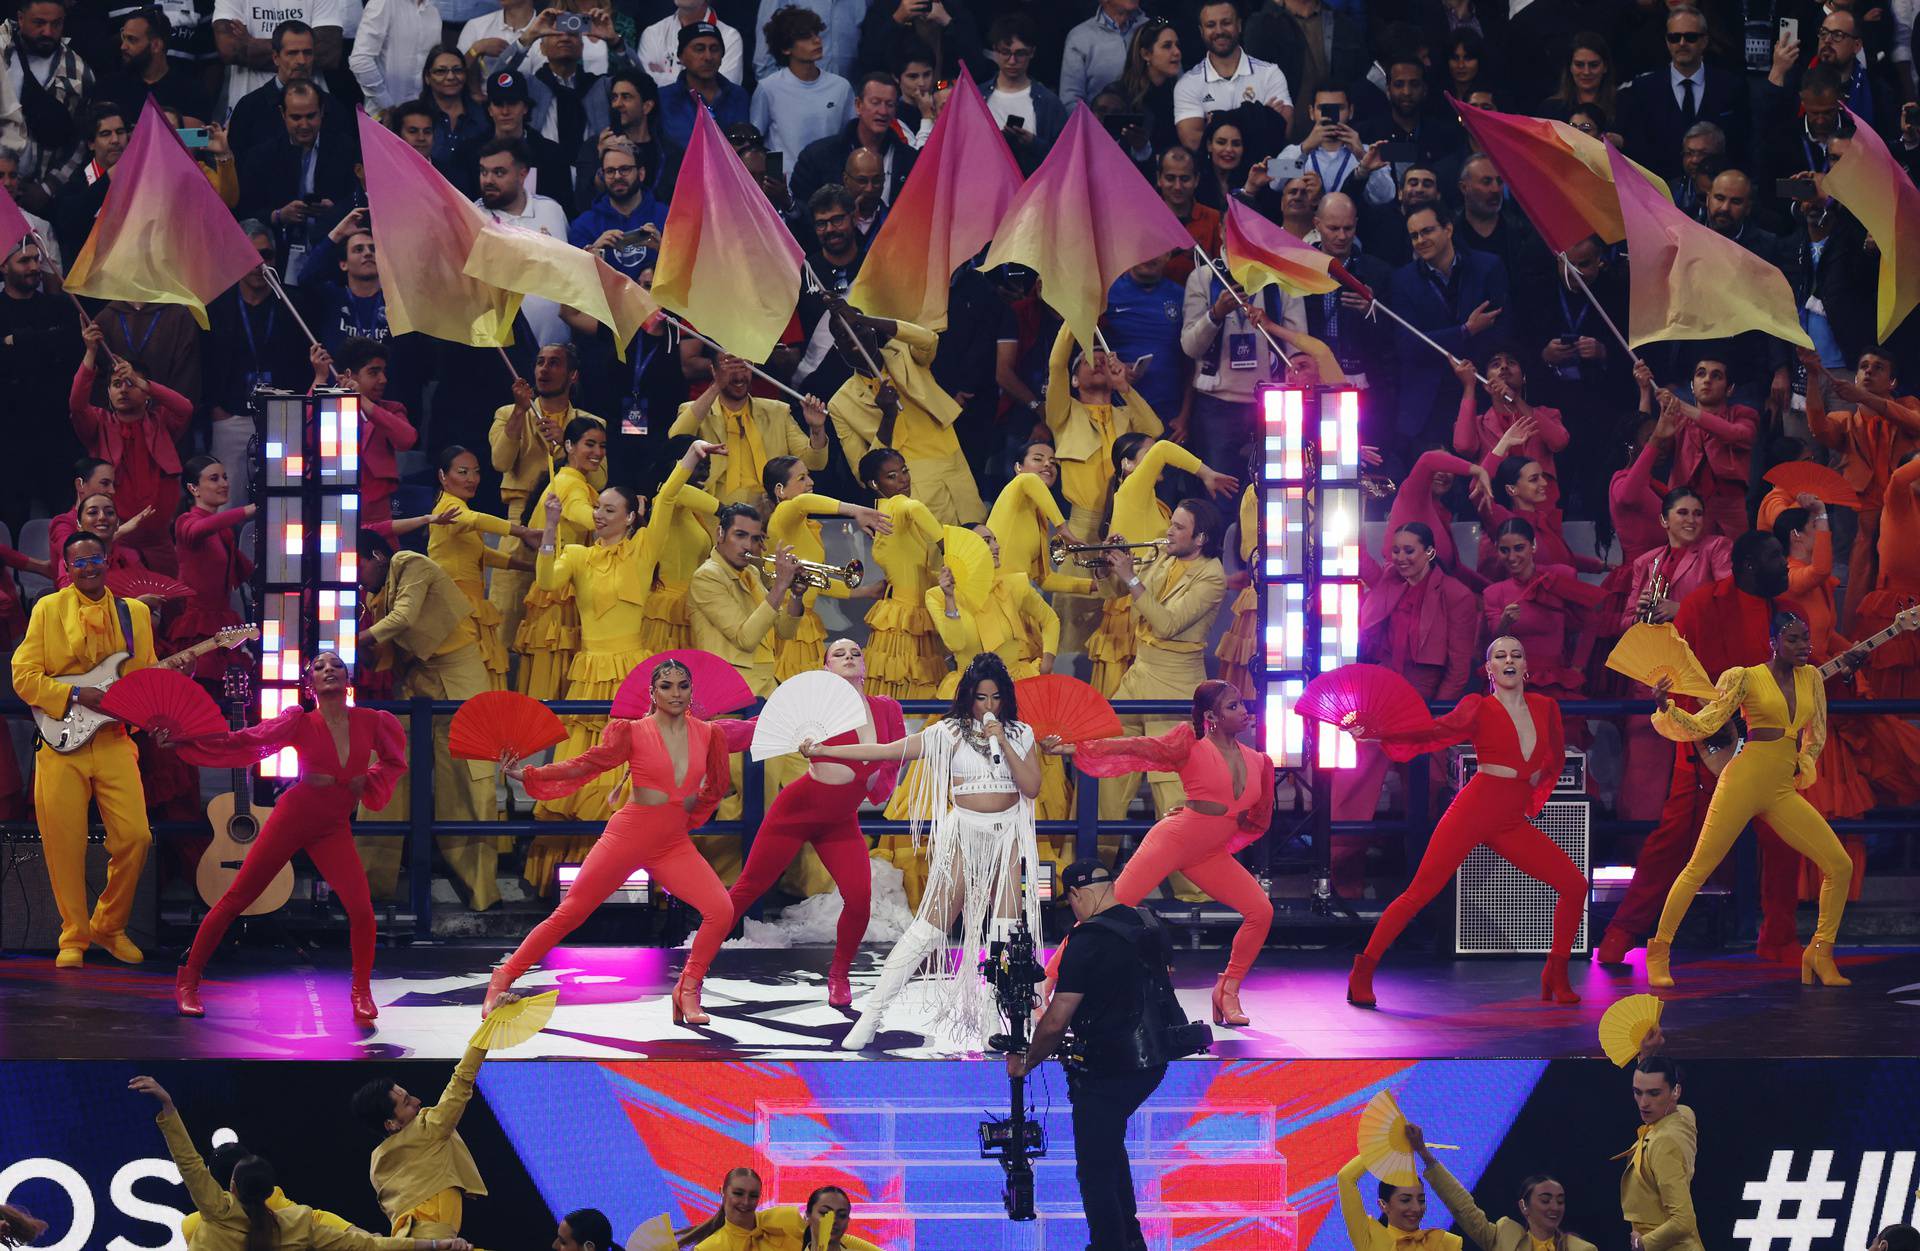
left=1764, top=461, right=1861, bottom=509
left=107, top=569, right=194, bottom=601
left=99, top=668, right=228, bottom=740
left=1015, top=674, right=1122, bottom=743
left=449, top=690, right=567, bottom=761
left=1296, top=664, right=1433, bottom=738
left=610, top=649, right=756, bottom=720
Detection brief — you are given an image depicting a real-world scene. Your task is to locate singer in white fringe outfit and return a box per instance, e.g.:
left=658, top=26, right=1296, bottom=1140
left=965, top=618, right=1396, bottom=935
left=801, top=652, right=1044, bottom=1051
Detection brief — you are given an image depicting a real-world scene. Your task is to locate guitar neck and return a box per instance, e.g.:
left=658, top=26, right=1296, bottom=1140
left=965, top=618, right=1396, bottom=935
left=1817, top=621, right=1904, bottom=680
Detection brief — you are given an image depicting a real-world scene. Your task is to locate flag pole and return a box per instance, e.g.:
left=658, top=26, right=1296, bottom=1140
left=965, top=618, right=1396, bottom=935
left=496, top=347, right=520, bottom=381
left=661, top=312, right=811, bottom=405
left=259, top=265, right=336, bottom=382
left=1557, top=251, right=1639, bottom=365
left=1191, top=244, right=1290, bottom=362
left=1361, top=295, right=1490, bottom=385
left=31, top=231, right=118, bottom=367
left=804, top=258, right=887, bottom=380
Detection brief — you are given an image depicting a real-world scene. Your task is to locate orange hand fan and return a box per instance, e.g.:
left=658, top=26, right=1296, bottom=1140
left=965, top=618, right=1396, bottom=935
left=1606, top=624, right=1717, bottom=701
left=1763, top=461, right=1861, bottom=509
left=107, top=569, right=194, bottom=601
left=99, top=668, right=228, bottom=740
left=1297, top=664, right=1433, bottom=739
left=1015, top=674, right=1121, bottom=743
left=450, top=690, right=567, bottom=761
left=1356, top=1090, right=1459, bottom=1187
left=1599, top=993, right=1665, bottom=1067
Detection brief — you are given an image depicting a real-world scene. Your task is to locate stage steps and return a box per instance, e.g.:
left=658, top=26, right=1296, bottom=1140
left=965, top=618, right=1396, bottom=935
left=755, top=1097, right=1298, bottom=1249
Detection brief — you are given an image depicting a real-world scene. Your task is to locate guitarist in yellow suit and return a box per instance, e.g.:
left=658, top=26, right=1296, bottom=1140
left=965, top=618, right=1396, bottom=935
left=12, top=532, right=190, bottom=968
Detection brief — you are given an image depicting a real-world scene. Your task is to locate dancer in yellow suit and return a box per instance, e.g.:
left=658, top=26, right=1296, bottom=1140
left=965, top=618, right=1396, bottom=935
left=667, top=352, right=828, bottom=508
left=1646, top=610, right=1858, bottom=988
left=13, top=532, right=188, bottom=967
left=351, top=1044, right=490, bottom=1242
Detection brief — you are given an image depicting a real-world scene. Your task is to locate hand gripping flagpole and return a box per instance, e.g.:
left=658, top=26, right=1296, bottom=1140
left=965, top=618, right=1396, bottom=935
left=258, top=264, right=337, bottom=383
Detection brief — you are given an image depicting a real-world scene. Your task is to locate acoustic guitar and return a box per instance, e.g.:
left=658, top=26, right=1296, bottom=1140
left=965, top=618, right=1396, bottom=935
left=196, top=666, right=288, bottom=915
left=33, top=625, right=259, bottom=752
left=1696, top=606, right=1920, bottom=777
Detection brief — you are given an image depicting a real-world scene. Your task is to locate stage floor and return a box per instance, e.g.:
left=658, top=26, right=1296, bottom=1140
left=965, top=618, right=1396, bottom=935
left=5, top=942, right=1916, bottom=1061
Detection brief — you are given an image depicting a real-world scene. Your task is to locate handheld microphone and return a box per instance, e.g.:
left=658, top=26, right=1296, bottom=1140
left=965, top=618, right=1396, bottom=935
left=981, top=710, right=1002, bottom=766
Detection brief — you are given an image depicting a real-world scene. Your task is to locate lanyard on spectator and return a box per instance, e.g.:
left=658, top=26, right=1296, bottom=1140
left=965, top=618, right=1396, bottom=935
left=117, top=312, right=160, bottom=361
left=1555, top=251, right=1638, bottom=366
left=239, top=301, right=278, bottom=368
left=1556, top=286, right=1589, bottom=338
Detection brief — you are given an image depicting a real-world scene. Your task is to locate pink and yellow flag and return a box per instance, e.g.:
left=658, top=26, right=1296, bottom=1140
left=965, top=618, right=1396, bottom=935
left=1824, top=105, right=1920, bottom=341
left=653, top=98, right=803, bottom=363
left=65, top=97, right=260, bottom=326
left=1222, top=198, right=1337, bottom=296
left=846, top=74, right=1021, bottom=330
left=1606, top=141, right=1811, bottom=350
left=982, top=104, right=1192, bottom=349
left=464, top=223, right=660, bottom=359
left=0, top=182, right=29, bottom=258
left=357, top=109, right=521, bottom=346
left=1449, top=95, right=1670, bottom=254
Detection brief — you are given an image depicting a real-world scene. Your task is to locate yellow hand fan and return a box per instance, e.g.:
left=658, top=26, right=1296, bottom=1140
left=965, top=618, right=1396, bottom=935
left=626, top=1215, right=676, bottom=1251
left=468, top=989, right=558, bottom=1051
left=1606, top=623, right=1718, bottom=701
left=1599, top=993, right=1665, bottom=1067
left=1357, top=1090, right=1458, bottom=1186
left=942, top=524, right=995, bottom=609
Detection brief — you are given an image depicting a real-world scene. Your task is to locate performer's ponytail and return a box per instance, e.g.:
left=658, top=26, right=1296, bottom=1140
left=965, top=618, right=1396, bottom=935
left=230, top=1156, right=279, bottom=1251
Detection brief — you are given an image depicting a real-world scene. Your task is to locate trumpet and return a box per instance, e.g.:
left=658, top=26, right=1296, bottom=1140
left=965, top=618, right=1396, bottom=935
left=1360, top=474, right=1398, bottom=500
left=1049, top=535, right=1167, bottom=570
left=1638, top=552, right=1669, bottom=623
left=751, top=553, right=864, bottom=591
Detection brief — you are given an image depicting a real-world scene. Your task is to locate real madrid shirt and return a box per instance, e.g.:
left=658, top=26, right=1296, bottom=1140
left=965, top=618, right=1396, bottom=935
left=1171, top=49, right=1292, bottom=125
left=211, top=0, right=344, bottom=110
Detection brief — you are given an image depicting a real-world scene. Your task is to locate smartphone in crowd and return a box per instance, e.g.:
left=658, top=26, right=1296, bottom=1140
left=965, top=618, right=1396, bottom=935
left=1780, top=16, right=1799, bottom=43
left=1318, top=102, right=1340, bottom=123
left=177, top=127, right=211, bottom=149
left=766, top=150, right=784, bottom=177
left=1006, top=115, right=1027, bottom=131
left=1777, top=178, right=1817, bottom=200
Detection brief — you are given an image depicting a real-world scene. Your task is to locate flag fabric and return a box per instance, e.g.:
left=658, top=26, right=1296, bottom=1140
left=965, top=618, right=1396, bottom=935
left=1824, top=104, right=1920, bottom=341
left=653, top=97, right=803, bottom=363
left=0, top=182, right=29, bottom=259
left=357, top=108, right=521, bottom=346
left=464, top=224, right=660, bottom=358
left=845, top=74, right=1022, bottom=329
left=63, top=97, right=260, bottom=327
left=1606, top=141, right=1812, bottom=350
left=982, top=104, right=1192, bottom=348
left=1448, top=95, right=1671, bottom=254
left=1221, top=197, right=1337, bottom=296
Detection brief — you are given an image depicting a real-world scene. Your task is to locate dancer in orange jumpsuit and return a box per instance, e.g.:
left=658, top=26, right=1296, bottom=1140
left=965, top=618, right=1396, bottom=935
left=489, top=656, right=732, bottom=1026
left=1046, top=679, right=1273, bottom=1027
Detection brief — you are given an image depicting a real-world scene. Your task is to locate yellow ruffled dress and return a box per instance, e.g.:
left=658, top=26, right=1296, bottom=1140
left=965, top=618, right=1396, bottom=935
left=427, top=490, right=517, bottom=689
left=864, top=493, right=945, bottom=698
left=637, top=475, right=718, bottom=655
left=513, top=466, right=594, bottom=702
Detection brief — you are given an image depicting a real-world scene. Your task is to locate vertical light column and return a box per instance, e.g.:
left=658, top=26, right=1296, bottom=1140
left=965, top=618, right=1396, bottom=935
left=1258, top=385, right=1366, bottom=771
left=255, top=392, right=361, bottom=778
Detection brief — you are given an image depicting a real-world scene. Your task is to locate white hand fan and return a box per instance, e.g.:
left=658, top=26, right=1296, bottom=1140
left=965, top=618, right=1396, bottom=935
left=750, top=670, right=870, bottom=761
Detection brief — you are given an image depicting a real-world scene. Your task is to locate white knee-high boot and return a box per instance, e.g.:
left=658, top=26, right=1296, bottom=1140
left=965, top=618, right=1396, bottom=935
left=841, top=919, right=942, bottom=1050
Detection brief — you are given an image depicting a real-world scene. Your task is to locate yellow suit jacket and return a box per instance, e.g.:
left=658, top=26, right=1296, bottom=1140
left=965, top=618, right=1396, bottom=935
left=825, top=320, right=962, bottom=467
left=367, top=551, right=476, bottom=661
left=668, top=394, right=827, bottom=506
left=1426, top=1162, right=1600, bottom=1251
left=1615, top=1105, right=1702, bottom=1251
left=1108, top=552, right=1226, bottom=653
left=688, top=555, right=802, bottom=696
left=369, top=1045, right=489, bottom=1229
left=12, top=585, right=157, bottom=720
left=928, top=572, right=1059, bottom=672
left=486, top=401, right=606, bottom=516
left=1045, top=323, right=1162, bottom=515
left=157, top=1110, right=408, bottom=1251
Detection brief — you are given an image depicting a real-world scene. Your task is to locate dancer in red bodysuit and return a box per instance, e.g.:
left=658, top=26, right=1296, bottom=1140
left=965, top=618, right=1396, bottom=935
left=1345, top=637, right=1589, bottom=1008
left=171, top=652, right=406, bottom=1021
left=489, top=656, right=732, bottom=1026
left=721, top=637, right=906, bottom=1008
left=1046, top=679, right=1274, bottom=1027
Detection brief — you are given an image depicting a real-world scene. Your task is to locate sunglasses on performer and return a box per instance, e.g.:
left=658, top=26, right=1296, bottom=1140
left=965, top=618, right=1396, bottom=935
left=69, top=556, right=107, bottom=571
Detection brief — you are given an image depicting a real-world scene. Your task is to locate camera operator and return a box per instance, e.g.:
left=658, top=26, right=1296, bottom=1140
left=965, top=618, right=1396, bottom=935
left=1005, top=860, right=1172, bottom=1251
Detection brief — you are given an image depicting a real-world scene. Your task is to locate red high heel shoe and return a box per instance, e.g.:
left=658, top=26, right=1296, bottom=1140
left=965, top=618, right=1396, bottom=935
left=826, top=967, right=853, bottom=1009
left=1347, top=954, right=1378, bottom=1007
left=672, top=976, right=711, bottom=1026
left=351, top=981, right=379, bottom=1021
left=1539, top=955, right=1580, bottom=1004
left=1211, top=975, right=1250, bottom=1027
left=175, top=969, right=205, bottom=1019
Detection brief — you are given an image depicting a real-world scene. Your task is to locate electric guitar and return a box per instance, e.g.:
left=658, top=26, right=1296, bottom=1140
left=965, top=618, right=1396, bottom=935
left=1696, top=606, right=1920, bottom=777
left=196, top=666, right=288, bottom=915
left=32, top=625, right=260, bottom=752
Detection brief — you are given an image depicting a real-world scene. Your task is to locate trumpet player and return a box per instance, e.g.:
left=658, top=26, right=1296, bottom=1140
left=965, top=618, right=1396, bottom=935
left=1095, top=499, right=1230, bottom=820
left=763, top=454, right=892, bottom=682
